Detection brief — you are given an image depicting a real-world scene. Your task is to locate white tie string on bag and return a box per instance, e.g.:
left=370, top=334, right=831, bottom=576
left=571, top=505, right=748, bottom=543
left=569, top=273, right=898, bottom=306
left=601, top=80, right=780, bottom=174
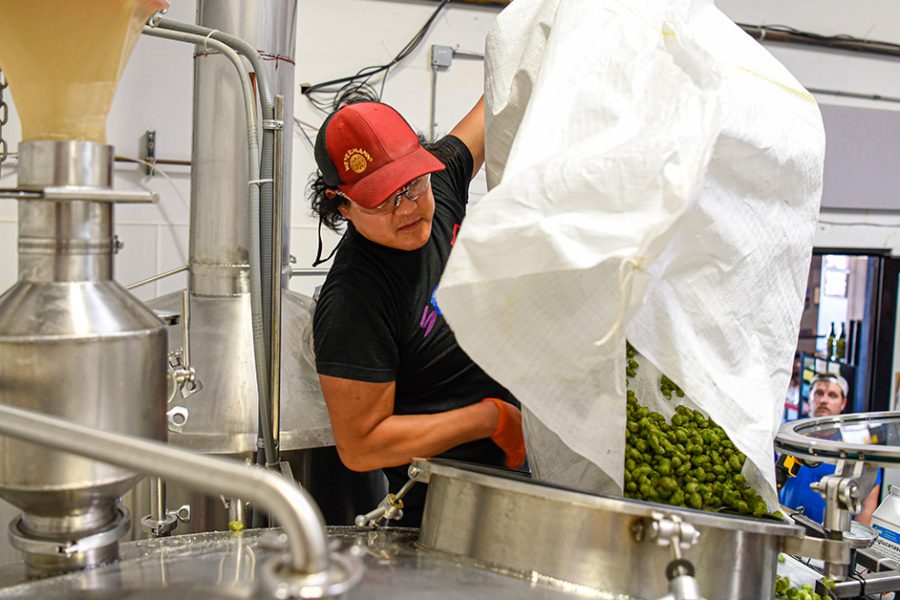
left=436, top=0, right=824, bottom=510
left=594, top=257, right=645, bottom=350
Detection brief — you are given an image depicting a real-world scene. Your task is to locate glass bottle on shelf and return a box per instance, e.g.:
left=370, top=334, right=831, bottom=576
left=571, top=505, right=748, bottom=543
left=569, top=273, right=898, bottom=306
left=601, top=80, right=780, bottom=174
left=835, top=322, right=846, bottom=361
left=825, top=322, right=836, bottom=359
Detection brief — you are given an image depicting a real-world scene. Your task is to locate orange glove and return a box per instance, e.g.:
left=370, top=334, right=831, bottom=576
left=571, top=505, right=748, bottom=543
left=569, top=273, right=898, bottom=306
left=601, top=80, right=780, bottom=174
left=481, top=398, right=526, bottom=469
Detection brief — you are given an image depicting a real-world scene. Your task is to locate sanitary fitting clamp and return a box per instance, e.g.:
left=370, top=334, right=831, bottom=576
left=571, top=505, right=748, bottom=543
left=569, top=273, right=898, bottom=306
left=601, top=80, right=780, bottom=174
left=354, top=466, right=421, bottom=528
left=633, top=512, right=705, bottom=600
left=166, top=291, right=203, bottom=434
left=167, top=351, right=202, bottom=400
left=140, top=505, right=191, bottom=538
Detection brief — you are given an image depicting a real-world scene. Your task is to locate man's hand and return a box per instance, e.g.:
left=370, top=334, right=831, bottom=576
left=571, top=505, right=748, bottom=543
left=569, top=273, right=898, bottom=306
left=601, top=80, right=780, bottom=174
left=481, top=397, right=526, bottom=469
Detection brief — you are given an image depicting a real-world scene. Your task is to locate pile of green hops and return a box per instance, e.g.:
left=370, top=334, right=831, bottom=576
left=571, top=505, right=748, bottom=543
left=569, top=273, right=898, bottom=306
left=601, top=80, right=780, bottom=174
left=623, top=396, right=768, bottom=517
left=623, top=342, right=768, bottom=518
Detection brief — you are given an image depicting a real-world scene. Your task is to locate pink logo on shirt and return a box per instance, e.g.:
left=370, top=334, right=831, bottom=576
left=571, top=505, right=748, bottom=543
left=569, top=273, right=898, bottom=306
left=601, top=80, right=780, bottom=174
left=420, top=284, right=441, bottom=337
left=420, top=305, right=437, bottom=337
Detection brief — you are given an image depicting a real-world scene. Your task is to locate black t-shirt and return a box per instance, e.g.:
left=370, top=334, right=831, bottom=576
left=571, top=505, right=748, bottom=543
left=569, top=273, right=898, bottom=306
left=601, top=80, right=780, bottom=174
left=313, top=135, right=513, bottom=523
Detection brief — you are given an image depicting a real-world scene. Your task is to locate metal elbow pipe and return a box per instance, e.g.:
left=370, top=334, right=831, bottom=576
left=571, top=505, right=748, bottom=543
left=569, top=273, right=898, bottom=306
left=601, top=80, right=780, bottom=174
left=0, top=402, right=328, bottom=574
left=152, top=17, right=275, bottom=114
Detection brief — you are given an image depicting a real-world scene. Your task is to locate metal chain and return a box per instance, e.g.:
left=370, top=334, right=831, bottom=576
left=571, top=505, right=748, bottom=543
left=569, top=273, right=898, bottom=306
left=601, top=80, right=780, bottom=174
left=0, top=68, right=8, bottom=179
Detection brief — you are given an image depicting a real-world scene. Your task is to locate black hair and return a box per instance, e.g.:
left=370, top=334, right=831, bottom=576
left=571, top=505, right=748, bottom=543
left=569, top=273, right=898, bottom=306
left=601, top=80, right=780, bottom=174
left=308, top=170, right=349, bottom=233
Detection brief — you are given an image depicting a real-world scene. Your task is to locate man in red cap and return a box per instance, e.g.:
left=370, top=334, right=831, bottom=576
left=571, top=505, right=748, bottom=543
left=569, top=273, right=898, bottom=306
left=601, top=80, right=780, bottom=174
left=310, top=98, right=525, bottom=525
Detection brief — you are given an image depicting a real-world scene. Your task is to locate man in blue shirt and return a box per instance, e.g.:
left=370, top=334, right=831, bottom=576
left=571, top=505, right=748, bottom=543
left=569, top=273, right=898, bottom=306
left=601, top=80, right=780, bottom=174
left=779, top=373, right=881, bottom=524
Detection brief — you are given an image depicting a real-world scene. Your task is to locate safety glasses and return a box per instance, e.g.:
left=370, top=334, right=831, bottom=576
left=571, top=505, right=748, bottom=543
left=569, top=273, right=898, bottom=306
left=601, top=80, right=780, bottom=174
left=337, top=173, right=431, bottom=216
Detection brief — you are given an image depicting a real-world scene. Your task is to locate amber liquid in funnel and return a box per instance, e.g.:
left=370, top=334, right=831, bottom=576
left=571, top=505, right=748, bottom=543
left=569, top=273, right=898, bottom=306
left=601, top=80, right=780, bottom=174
left=0, top=0, right=168, bottom=143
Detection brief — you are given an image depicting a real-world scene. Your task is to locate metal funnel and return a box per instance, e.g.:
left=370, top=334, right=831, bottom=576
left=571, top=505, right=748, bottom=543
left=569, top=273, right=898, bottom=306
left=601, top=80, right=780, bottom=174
left=0, top=0, right=167, bottom=143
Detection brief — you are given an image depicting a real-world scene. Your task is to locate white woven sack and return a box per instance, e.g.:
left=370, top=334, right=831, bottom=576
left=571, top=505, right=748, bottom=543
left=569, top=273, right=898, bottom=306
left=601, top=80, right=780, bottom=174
left=436, top=0, right=825, bottom=509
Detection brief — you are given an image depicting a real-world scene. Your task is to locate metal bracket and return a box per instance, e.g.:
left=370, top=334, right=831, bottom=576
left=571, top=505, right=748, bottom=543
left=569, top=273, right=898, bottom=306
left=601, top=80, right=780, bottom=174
left=633, top=512, right=701, bottom=551
left=278, top=460, right=295, bottom=482
left=820, top=569, right=900, bottom=598
left=147, top=8, right=167, bottom=27
left=262, top=119, right=284, bottom=131
left=811, top=459, right=864, bottom=529
left=633, top=513, right=705, bottom=600
left=153, top=310, right=181, bottom=327
left=141, top=130, right=157, bottom=176
left=406, top=463, right=428, bottom=483
left=808, top=459, right=863, bottom=581
left=782, top=534, right=852, bottom=564
left=857, top=546, right=900, bottom=573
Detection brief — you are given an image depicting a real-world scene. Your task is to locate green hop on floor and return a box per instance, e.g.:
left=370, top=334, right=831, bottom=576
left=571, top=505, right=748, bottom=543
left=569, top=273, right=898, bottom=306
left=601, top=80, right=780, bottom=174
left=774, top=575, right=823, bottom=600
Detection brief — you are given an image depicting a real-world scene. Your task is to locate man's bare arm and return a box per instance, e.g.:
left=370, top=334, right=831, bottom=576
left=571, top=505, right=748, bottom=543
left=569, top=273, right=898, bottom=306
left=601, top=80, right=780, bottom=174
left=857, top=484, right=880, bottom=525
left=449, top=96, right=485, bottom=179
left=319, top=374, right=499, bottom=472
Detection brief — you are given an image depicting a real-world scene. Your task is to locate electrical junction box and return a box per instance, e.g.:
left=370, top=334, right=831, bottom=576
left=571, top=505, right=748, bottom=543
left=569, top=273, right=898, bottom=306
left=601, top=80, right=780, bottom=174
left=431, top=45, right=453, bottom=69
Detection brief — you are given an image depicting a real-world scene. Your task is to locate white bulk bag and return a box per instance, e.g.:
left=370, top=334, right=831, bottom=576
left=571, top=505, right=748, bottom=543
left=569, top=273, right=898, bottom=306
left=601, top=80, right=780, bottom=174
left=436, top=0, right=824, bottom=509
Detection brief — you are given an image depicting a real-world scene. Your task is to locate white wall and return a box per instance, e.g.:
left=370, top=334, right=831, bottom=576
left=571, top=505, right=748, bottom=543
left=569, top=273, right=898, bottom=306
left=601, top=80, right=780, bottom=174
left=291, top=0, right=493, bottom=295
left=717, top=0, right=900, bottom=252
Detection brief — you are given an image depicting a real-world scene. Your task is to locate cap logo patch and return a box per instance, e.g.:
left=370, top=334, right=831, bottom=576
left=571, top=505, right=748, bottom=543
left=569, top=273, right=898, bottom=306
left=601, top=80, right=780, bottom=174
left=343, top=148, right=373, bottom=174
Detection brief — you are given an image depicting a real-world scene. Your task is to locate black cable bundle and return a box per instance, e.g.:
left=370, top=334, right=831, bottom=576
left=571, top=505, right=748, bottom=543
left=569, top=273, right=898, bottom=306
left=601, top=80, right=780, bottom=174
left=738, top=22, right=900, bottom=56
left=301, top=0, right=451, bottom=114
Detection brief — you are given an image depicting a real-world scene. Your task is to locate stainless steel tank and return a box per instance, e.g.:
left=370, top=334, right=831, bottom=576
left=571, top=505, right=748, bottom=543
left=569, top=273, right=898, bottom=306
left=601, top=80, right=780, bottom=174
left=412, top=459, right=805, bottom=600
left=131, top=0, right=384, bottom=535
left=188, top=0, right=296, bottom=298
left=154, top=0, right=331, bottom=456
left=0, top=141, right=167, bottom=575
left=147, top=289, right=331, bottom=457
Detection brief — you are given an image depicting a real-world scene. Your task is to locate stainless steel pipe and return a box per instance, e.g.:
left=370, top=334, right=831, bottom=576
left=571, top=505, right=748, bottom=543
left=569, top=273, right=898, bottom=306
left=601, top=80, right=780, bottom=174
left=0, top=402, right=329, bottom=574
left=165, top=1, right=296, bottom=298
left=269, top=94, right=285, bottom=466
left=125, top=264, right=189, bottom=291
left=150, top=478, right=167, bottom=525
left=17, top=141, right=116, bottom=282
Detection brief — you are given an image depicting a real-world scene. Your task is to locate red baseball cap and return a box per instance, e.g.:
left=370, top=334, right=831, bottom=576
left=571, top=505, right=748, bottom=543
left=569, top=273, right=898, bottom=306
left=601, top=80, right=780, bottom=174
left=314, top=102, right=445, bottom=208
